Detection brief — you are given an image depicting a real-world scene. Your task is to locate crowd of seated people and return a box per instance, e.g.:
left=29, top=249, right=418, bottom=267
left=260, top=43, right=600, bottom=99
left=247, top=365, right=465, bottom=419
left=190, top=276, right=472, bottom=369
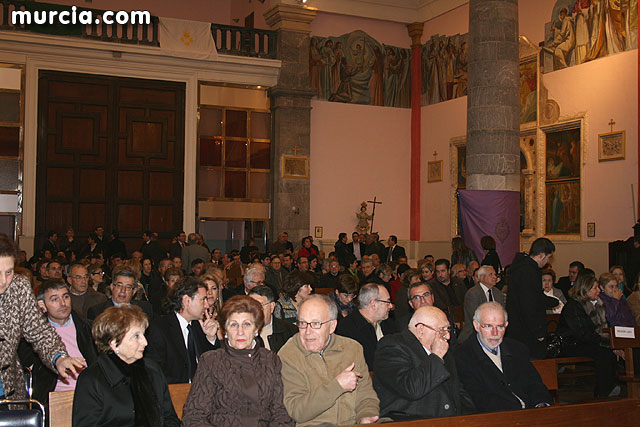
left=4, top=227, right=640, bottom=425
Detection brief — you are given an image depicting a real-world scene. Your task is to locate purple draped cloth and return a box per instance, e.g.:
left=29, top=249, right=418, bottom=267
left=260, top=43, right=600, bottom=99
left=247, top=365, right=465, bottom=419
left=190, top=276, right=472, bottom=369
left=458, top=189, right=520, bottom=267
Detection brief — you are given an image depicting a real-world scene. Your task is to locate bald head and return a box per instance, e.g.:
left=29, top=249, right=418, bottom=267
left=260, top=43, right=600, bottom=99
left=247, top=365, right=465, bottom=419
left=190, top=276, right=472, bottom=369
left=409, top=306, right=451, bottom=353
left=409, top=306, right=447, bottom=331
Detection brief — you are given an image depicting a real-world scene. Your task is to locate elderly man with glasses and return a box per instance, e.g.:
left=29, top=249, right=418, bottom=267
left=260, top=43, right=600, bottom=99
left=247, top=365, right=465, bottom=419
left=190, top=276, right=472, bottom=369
left=278, top=294, right=380, bottom=426
left=335, top=283, right=397, bottom=371
left=455, top=302, right=552, bottom=413
left=373, top=305, right=475, bottom=421
left=86, top=268, right=153, bottom=323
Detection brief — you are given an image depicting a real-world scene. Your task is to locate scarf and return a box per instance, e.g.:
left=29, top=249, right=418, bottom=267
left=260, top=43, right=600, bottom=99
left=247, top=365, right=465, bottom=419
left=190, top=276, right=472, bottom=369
left=580, top=298, right=609, bottom=347
left=108, top=353, right=161, bottom=427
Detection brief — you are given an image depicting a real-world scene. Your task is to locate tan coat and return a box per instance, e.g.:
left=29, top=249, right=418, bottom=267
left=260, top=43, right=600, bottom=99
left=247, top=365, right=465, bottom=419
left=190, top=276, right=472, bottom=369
left=627, top=290, right=640, bottom=325
left=0, top=275, right=65, bottom=399
left=278, top=333, right=379, bottom=426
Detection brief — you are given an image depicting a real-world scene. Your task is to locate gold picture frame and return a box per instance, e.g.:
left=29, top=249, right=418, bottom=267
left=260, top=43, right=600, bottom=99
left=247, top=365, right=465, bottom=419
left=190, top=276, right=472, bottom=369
left=282, top=155, right=309, bottom=179
left=598, top=130, right=625, bottom=162
left=314, top=226, right=323, bottom=238
left=427, top=160, right=443, bottom=183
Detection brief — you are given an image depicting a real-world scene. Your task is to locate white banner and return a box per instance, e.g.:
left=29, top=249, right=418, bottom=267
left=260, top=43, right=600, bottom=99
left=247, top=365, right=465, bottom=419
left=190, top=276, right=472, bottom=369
left=158, top=17, right=217, bottom=60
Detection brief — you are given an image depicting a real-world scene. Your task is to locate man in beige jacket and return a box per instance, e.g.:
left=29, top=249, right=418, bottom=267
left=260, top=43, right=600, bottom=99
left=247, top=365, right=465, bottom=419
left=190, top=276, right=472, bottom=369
left=278, top=294, right=380, bottom=426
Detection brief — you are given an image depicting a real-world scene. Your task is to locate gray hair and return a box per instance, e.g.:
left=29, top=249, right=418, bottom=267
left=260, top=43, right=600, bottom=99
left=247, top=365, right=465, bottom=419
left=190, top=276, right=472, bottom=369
left=358, top=283, right=381, bottom=309
left=243, top=267, right=265, bottom=285
left=361, top=258, right=373, bottom=268
left=298, top=294, right=338, bottom=321
left=477, top=265, right=494, bottom=280
left=407, top=281, right=431, bottom=300
left=472, top=301, right=507, bottom=324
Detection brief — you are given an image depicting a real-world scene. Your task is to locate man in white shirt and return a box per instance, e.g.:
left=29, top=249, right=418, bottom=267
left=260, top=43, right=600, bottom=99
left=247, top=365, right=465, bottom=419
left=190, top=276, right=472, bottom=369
left=459, top=265, right=505, bottom=342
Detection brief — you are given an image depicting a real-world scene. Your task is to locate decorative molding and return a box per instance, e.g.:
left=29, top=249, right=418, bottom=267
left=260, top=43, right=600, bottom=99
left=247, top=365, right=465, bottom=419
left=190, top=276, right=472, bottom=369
left=264, top=3, right=317, bottom=33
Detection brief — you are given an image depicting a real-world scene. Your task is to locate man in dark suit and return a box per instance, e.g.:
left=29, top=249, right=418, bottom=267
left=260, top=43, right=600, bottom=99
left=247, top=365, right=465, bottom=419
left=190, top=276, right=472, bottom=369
left=140, top=230, right=167, bottom=267
left=347, top=232, right=366, bottom=262
left=41, top=231, right=59, bottom=256
left=505, top=238, right=556, bottom=359
left=145, top=276, right=220, bottom=384
left=428, top=259, right=467, bottom=315
left=385, top=235, right=406, bottom=266
left=556, top=261, right=584, bottom=299
left=455, top=302, right=552, bottom=413
left=335, top=283, right=397, bottom=370
left=249, top=286, right=297, bottom=353
left=169, top=231, right=187, bottom=259
left=373, top=306, right=474, bottom=421
left=87, top=268, right=154, bottom=322
left=18, top=279, right=99, bottom=406
left=459, top=266, right=505, bottom=342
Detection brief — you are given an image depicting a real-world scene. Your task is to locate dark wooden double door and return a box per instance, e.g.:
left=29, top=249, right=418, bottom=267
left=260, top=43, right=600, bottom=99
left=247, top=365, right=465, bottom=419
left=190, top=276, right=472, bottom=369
left=36, top=70, right=185, bottom=254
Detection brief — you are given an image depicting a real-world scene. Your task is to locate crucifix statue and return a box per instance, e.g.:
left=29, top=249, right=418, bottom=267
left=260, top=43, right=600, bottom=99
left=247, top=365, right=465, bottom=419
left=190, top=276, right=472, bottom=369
left=366, top=196, right=382, bottom=233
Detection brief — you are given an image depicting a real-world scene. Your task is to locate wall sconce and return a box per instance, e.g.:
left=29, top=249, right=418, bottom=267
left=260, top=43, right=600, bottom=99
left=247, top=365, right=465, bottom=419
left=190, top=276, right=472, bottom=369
left=291, top=206, right=300, bottom=215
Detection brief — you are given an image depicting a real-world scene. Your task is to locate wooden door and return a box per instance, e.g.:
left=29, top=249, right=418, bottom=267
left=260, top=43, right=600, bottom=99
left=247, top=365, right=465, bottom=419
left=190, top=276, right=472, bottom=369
left=36, top=71, right=185, bottom=255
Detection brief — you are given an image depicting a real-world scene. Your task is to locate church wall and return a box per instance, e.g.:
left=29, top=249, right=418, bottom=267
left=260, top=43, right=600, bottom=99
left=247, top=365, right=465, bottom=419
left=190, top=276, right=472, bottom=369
left=309, top=100, right=411, bottom=244
left=308, top=10, right=413, bottom=245
left=415, top=0, right=637, bottom=275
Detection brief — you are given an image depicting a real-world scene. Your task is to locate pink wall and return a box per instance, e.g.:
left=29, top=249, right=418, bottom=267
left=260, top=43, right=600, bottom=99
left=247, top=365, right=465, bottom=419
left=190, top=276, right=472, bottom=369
left=309, top=100, right=411, bottom=241
left=311, top=11, right=410, bottom=47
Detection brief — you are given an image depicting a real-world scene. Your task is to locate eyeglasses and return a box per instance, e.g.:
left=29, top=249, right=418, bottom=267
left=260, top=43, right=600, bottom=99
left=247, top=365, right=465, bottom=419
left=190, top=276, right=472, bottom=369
left=113, top=283, right=134, bottom=291
left=376, top=299, right=392, bottom=305
left=250, top=280, right=265, bottom=285
left=339, top=293, right=356, bottom=300
left=91, top=271, right=104, bottom=276
left=416, top=322, right=452, bottom=335
left=479, top=323, right=506, bottom=331
left=297, top=320, right=331, bottom=329
left=410, top=292, right=432, bottom=301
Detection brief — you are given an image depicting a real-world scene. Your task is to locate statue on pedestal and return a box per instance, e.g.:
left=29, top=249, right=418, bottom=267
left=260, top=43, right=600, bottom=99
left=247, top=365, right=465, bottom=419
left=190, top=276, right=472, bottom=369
left=356, top=202, right=372, bottom=233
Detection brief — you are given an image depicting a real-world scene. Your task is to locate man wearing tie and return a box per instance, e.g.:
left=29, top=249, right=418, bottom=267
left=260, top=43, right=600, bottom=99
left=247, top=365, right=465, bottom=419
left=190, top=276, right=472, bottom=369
left=145, top=277, right=220, bottom=383
left=385, top=235, right=406, bottom=266
left=458, top=266, right=505, bottom=342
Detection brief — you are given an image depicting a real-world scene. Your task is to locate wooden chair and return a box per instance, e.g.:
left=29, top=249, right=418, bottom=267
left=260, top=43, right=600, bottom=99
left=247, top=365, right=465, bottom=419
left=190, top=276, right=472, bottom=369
left=168, top=383, right=192, bottom=419
left=532, top=359, right=559, bottom=403
left=49, top=390, right=74, bottom=427
left=49, top=383, right=192, bottom=426
left=608, top=326, right=640, bottom=398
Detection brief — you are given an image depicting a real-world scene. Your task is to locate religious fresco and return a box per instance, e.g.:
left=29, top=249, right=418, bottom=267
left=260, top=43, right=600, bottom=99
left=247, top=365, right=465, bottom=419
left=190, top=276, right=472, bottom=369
left=520, top=59, right=538, bottom=123
left=310, top=31, right=411, bottom=108
left=420, top=33, right=468, bottom=106
left=542, top=0, right=638, bottom=72
left=545, top=127, right=581, bottom=234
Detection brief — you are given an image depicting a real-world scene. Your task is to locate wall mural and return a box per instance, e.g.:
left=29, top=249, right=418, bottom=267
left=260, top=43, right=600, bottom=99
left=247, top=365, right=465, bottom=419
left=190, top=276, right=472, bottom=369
left=543, top=0, right=638, bottom=72
left=420, top=33, right=468, bottom=106
left=310, top=31, right=411, bottom=108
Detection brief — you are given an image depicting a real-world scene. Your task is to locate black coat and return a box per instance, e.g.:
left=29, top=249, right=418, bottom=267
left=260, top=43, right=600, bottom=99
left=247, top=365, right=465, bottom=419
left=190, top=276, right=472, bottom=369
left=454, top=335, right=552, bottom=413
left=141, top=241, right=167, bottom=266
left=385, top=245, right=407, bottom=264
left=556, top=276, right=573, bottom=300
left=257, top=317, right=298, bottom=354
left=481, top=249, right=502, bottom=272
left=505, top=254, right=549, bottom=359
left=87, top=299, right=154, bottom=324
left=347, top=242, right=367, bottom=260
left=72, top=354, right=179, bottom=427
left=145, top=312, right=219, bottom=384
left=18, top=311, right=99, bottom=405
left=428, top=278, right=467, bottom=312
left=335, top=309, right=397, bottom=371
left=147, top=278, right=169, bottom=316
left=373, top=329, right=475, bottom=421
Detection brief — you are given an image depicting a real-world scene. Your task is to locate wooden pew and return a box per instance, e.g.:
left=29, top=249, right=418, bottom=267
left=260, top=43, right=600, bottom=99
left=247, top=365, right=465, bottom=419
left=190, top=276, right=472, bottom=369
left=49, top=383, right=192, bottom=427
left=608, top=326, right=640, bottom=398
left=361, top=398, right=640, bottom=426
left=532, top=358, right=559, bottom=402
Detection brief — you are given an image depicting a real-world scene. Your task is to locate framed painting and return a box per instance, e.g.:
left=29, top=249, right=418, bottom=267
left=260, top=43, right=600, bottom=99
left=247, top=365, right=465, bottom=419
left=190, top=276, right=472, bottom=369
left=598, top=130, right=625, bottom=161
left=545, top=180, right=580, bottom=234
left=282, top=155, right=309, bottom=179
left=520, top=58, right=537, bottom=124
left=314, top=226, right=323, bottom=239
left=428, top=160, right=443, bottom=183
left=545, top=127, right=580, bottom=181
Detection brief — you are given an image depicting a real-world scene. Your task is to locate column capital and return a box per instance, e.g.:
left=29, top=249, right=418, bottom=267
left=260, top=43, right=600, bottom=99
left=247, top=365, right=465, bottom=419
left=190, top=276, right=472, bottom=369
left=264, top=3, right=317, bottom=33
left=406, top=22, right=424, bottom=48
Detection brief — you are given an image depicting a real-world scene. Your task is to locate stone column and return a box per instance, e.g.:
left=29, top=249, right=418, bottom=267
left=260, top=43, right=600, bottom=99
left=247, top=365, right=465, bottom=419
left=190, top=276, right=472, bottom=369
left=466, top=0, right=520, bottom=191
left=407, top=22, right=424, bottom=241
left=264, top=2, right=316, bottom=248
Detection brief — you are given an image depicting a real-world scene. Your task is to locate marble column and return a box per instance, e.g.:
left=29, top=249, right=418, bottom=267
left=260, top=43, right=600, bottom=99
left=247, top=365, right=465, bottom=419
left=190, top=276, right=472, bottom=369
left=466, top=0, right=520, bottom=191
left=264, top=2, right=316, bottom=248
